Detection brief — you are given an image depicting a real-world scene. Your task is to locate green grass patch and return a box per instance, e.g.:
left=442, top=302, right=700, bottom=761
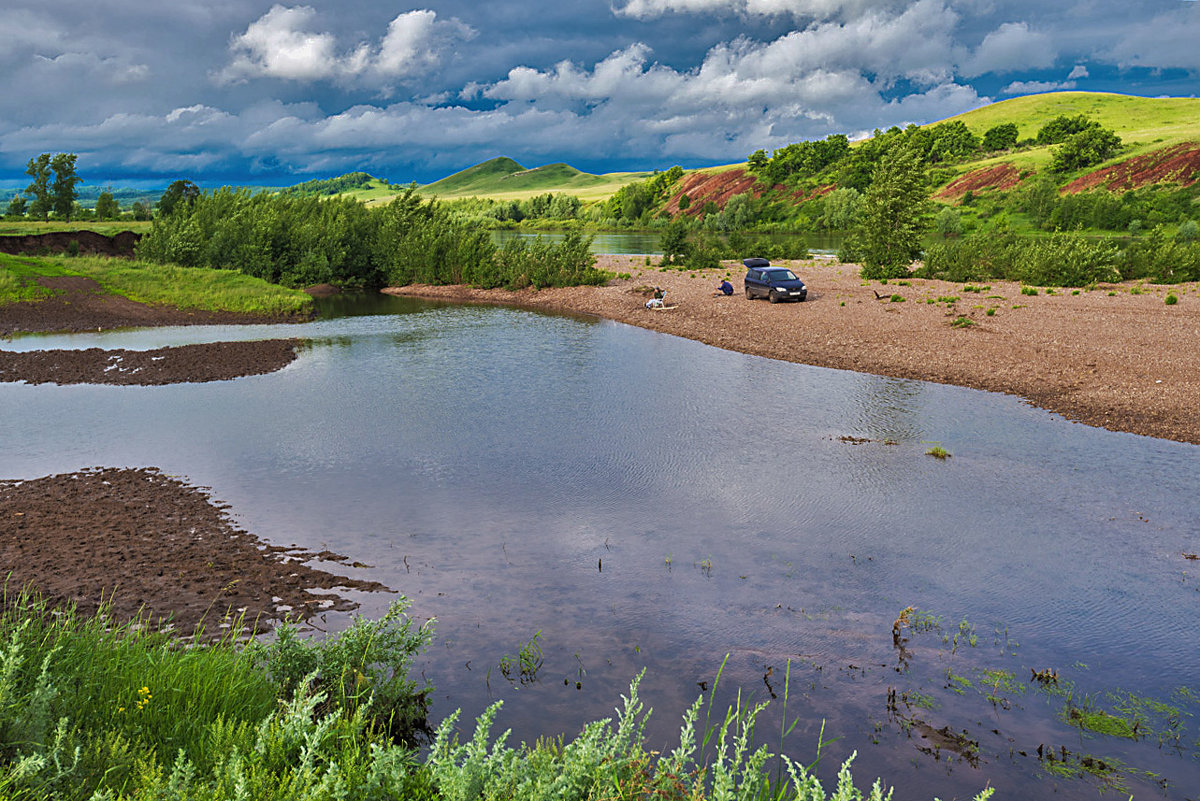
left=0, top=254, right=313, bottom=317
left=0, top=220, right=152, bottom=237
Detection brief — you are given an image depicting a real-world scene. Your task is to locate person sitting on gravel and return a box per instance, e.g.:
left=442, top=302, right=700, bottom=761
left=713, top=279, right=733, bottom=296
left=645, top=287, right=665, bottom=309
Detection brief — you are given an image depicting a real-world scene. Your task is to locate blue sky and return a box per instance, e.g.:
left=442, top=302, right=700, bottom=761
left=1, top=0, right=1198, bottom=188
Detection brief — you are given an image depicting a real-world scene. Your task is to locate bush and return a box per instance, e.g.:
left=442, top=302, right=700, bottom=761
left=251, top=598, right=435, bottom=743
left=1017, top=233, right=1120, bottom=286
left=1120, top=232, right=1200, bottom=282
left=489, top=231, right=604, bottom=289
left=981, top=123, right=1019, bottom=152
left=1049, top=127, right=1122, bottom=173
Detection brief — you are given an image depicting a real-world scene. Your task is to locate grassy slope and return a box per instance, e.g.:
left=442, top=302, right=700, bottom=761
left=0, top=253, right=313, bottom=316
left=932, top=92, right=1200, bottom=185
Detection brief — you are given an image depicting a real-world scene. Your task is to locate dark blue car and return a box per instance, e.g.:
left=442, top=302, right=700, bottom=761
left=742, top=258, right=807, bottom=303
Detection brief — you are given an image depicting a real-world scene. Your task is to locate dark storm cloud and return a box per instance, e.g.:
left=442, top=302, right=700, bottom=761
left=0, top=0, right=1196, bottom=185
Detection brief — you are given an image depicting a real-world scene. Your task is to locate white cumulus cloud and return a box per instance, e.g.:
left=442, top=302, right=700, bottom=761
left=218, top=5, right=474, bottom=86
left=615, top=0, right=892, bottom=20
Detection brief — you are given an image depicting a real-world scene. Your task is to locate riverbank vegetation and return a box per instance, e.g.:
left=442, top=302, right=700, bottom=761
left=0, top=253, right=314, bottom=316
left=0, top=589, right=993, bottom=800
left=134, top=187, right=607, bottom=291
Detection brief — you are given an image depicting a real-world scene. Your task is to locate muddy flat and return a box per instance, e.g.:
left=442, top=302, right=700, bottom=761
left=0, top=468, right=389, bottom=634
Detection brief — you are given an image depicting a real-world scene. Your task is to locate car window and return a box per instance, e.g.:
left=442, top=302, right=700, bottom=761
left=766, top=270, right=797, bottom=281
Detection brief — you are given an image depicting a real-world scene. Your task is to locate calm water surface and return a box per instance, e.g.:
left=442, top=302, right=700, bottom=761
left=3, top=295, right=1198, bottom=799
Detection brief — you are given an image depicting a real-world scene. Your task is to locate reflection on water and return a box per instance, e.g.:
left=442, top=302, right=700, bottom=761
left=2, top=298, right=1198, bottom=799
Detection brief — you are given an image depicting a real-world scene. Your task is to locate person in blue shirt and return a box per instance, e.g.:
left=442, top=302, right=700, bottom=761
left=713, top=279, right=734, bottom=296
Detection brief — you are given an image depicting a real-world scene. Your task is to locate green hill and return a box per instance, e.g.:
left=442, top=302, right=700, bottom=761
left=928, top=92, right=1200, bottom=186
left=422, top=156, right=527, bottom=196
left=422, top=157, right=653, bottom=202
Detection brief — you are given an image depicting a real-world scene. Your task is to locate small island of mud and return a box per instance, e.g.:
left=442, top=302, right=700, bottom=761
left=1, top=275, right=311, bottom=386
left=0, top=467, right=390, bottom=634
left=0, top=339, right=302, bottom=386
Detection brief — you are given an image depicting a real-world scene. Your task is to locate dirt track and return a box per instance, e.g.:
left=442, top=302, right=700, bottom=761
left=386, top=255, right=1200, bottom=446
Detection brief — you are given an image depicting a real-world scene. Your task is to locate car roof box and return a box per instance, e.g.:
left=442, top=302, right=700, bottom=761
left=742, top=257, right=770, bottom=269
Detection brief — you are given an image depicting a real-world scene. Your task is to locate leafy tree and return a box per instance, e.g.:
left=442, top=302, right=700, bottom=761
left=24, top=154, right=52, bottom=221
left=1049, top=126, right=1122, bottom=173
left=1020, top=177, right=1059, bottom=229
left=852, top=141, right=930, bottom=279
left=819, top=187, right=863, bottom=230
left=659, top=218, right=690, bottom=263
left=746, top=149, right=769, bottom=175
left=157, top=179, right=201, bottom=217
left=1036, top=114, right=1097, bottom=146
left=934, top=205, right=964, bottom=237
left=49, top=153, right=81, bottom=221
left=1177, top=220, right=1198, bottom=242
left=926, top=121, right=980, bottom=163
left=677, top=193, right=690, bottom=210
left=131, top=201, right=152, bottom=221
left=982, top=123, right=1019, bottom=151
left=94, top=191, right=120, bottom=220
left=5, top=193, right=27, bottom=219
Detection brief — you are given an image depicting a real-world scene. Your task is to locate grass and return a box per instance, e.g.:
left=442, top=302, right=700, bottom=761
left=933, top=91, right=1200, bottom=187
left=0, top=253, right=313, bottom=317
left=0, top=220, right=152, bottom=236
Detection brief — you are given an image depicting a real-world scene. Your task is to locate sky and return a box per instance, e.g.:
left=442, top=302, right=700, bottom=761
left=1, top=0, right=1198, bottom=188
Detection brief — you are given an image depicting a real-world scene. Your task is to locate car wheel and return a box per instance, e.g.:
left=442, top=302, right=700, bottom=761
left=768, top=290, right=780, bottom=303
left=745, top=287, right=753, bottom=299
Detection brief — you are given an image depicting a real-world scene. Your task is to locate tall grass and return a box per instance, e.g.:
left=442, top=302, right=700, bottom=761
left=0, top=589, right=435, bottom=800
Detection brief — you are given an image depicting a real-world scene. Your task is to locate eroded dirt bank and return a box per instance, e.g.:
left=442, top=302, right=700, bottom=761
left=386, top=255, right=1200, bottom=445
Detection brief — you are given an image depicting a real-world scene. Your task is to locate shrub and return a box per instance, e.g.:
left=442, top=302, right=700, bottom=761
left=1049, top=127, right=1122, bottom=173
left=981, top=122, right=1019, bottom=152
left=489, top=231, right=604, bottom=289
left=250, top=598, right=435, bottom=743
left=1017, top=233, right=1120, bottom=286
left=1166, top=293, right=1178, bottom=305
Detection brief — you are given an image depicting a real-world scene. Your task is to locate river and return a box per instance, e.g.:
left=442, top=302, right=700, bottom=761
left=2, top=294, right=1197, bottom=799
